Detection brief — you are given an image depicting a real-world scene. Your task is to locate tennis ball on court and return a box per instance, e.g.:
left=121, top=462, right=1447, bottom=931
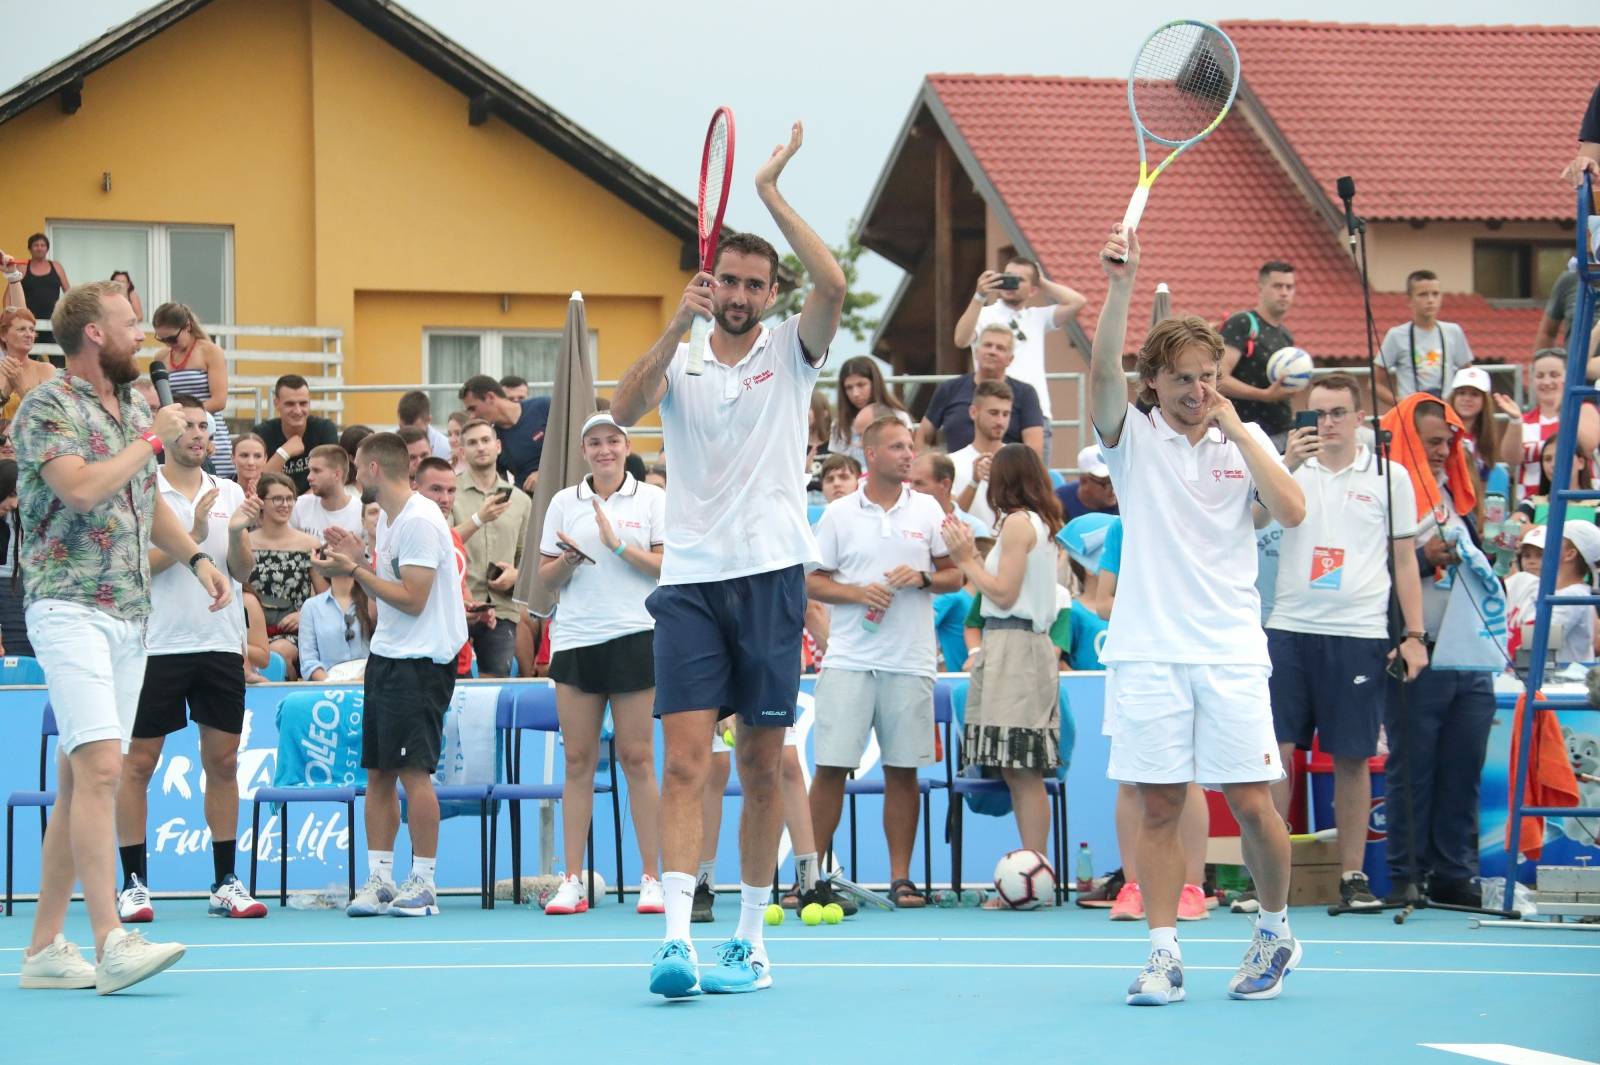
left=765, top=903, right=785, bottom=926
left=800, top=902, right=824, bottom=926
left=822, top=902, right=844, bottom=925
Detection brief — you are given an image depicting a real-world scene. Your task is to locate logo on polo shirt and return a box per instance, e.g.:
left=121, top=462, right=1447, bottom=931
left=617, top=519, right=642, bottom=530
left=901, top=530, right=927, bottom=542
left=1211, top=468, right=1245, bottom=482
left=743, top=370, right=774, bottom=391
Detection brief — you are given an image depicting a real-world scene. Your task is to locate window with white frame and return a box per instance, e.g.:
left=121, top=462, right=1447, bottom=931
left=424, top=328, right=598, bottom=412
left=46, top=221, right=234, bottom=325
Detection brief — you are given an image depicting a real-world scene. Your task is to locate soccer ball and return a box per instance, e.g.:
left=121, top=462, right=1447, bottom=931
left=1266, top=346, right=1315, bottom=392
left=993, top=848, right=1056, bottom=910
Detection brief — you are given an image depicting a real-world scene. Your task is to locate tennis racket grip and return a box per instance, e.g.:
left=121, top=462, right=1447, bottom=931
left=684, top=314, right=712, bottom=377
left=1108, top=185, right=1150, bottom=264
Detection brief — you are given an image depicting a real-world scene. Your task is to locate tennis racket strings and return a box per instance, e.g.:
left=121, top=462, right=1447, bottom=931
left=1131, top=22, right=1236, bottom=145
left=699, top=114, right=731, bottom=239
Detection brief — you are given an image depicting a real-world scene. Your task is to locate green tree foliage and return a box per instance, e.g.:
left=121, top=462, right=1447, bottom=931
left=765, top=221, right=880, bottom=342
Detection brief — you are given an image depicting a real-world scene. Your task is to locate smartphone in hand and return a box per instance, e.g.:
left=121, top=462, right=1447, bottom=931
left=1294, top=409, right=1319, bottom=434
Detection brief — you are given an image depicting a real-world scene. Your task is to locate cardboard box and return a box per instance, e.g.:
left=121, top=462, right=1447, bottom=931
left=1205, top=835, right=1345, bottom=907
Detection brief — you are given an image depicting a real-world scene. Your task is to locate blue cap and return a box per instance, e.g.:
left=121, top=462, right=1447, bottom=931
left=1058, top=512, right=1118, bottom=571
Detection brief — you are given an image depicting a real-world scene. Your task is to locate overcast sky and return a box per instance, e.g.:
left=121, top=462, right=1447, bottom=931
left=5, top=0, right=1591, bottom=343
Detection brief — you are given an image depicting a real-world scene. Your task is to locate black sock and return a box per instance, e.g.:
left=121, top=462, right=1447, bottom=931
left=119, top=843, right=146, bottom=889
left=212, top=839, right=237, bottom=888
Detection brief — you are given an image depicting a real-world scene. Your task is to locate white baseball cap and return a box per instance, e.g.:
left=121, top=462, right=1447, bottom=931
left=580, top=411, right=628, bottom=440
left=1521, top=524, right=1546, bottom=550
left=1077, top=444, right=1110, bottom=479
left=1448, top=367, right=1492, bottom=397
left=1561, top=520, right=1600, bottom=581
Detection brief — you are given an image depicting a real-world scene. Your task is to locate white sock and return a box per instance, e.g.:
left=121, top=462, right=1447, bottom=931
left=736, top=882, right=770, bottom=947
left=1149, top=925, right=1180, bottom=960
left=369, top=850, right=395, bottom=884
left=662, top=871, right=696, bottom=943
left=1341, top=869, right=1364, bottom=880
left=1257, top=907, right=1290, bottom=938
left=697, top=859, right=717, bottom=888
left=411, top=855, right=436, bottom=885
left=795, top=852, right=819, bottom=892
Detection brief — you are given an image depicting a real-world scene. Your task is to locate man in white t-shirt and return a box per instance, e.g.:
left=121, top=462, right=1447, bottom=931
left=954, top=256, right=1086, bottom=464
left=1261, top=374, right=1429, bottom=911
left=311, top=432, right=467, bottom=921
left=291, top=444, right=364, bottom=539
left=1090, top=224, right=1307, bottom=1007
left=806, top=416, right=960, bottom=908
left=1375, top=270, right=1475, bottom=409
left=116, top=396, right=265, bottom=923
left=949, top=379, right=1014, bottom=535
left=610, top=121, right=844, bottom=1000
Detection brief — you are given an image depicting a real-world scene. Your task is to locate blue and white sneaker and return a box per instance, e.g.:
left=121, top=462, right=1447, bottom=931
left=1126, top=948, right=1185, bottom=1006
left=1228, top=928, right=1302, bottom=1000
left=388, top=875, right=439, bottom=918
left=700, top=938, right=772, bottom=994
left=648, top=939, right=701, bottom=998
left=346, top=874, right=397, bottom=917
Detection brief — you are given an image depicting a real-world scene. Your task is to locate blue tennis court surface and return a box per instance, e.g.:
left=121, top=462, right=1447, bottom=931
left=3, top=898, right=1596, bottom=1062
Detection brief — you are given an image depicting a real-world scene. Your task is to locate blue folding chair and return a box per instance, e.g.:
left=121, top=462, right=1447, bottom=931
left=944, top=678, right=1068, bottom=905
left=399, top=772, right=494, bottom=911
left=0, top=656, right=48, bottom=686
left=261, top=652, right=287, bottom=683
left=490, top=684, right=623, bottom=909
left=249, top=692, right=360, bottom=907
left=5, top=704, right=58, bottom=915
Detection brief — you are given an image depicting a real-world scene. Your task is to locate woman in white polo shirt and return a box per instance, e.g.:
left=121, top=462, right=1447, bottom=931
left=940, top=443, right=1065, bottom=867
left=538, top=412, right=668, bottom=917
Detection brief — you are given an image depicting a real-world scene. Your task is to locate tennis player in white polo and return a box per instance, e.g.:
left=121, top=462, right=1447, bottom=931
left=611, top=121, right=845, bottom=999
left=1089, top=225, right=1307, bottom=1006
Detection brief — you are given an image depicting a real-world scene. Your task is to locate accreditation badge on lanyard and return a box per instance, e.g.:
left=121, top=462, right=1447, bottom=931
left=1309, top=546, right=1345, bottom=590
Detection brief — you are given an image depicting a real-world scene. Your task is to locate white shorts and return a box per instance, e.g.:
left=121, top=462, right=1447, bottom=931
left=812, top=668, right=935, bottom=770
left=711, top=724, right=799, bottom=754
left=1104, top=661, right=1283, bottom=787
left=26, top=600, right=149, bottom=755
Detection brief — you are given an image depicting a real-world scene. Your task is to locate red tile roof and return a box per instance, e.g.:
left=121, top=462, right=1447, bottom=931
left=926, top=73, right=1550, bottom=366
left=1221, top=21, right=1600, bottom=223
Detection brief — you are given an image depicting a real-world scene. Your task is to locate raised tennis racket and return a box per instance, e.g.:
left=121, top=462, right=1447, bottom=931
left=1114, top=20, right=1238, bottom=254
left=684, top=106, right=735, bottom=376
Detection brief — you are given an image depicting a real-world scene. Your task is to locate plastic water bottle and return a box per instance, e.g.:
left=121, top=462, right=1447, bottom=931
left=1075, top=842, right=1094, bottom=893
left=1483, top=464, right=1510, bottom=576
left=862, top=604, right=887, bottom=633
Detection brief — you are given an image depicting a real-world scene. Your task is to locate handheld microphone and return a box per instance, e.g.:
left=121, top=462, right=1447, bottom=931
left=149, top=360, right=174, bottom=407
left=1336, top=175, right=1358, bottom=249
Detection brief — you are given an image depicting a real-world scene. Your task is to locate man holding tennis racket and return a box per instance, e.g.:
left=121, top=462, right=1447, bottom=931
left=611, top=120, right=845, bottom=999
left=1091, top=223, right=1306, bottom=1007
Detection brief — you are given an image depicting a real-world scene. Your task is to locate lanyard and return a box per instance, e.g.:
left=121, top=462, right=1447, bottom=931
left=1408, top=323, right=1444, bottom=396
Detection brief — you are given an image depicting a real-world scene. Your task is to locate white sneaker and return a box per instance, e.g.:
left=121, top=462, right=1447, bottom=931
left=19, top=934, right=96, bottom=989
left=118, top=874, right=154, bottom=923
left=347, top=874, right=398, bottom=917
left=208, top=874, right=268, bottom=918
left=544, top=873, right=588, bottom=915
left=636, top=874, right=665, bottom=914
left=95, top=927, right=185, bottom=995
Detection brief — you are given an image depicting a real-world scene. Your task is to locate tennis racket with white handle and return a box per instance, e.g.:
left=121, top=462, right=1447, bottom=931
left=684, top=106, right=735, bottom=376
left=1113, top=20, right=1238, bottom=259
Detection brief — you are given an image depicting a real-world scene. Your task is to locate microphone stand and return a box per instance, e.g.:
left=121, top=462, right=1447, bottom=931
left=1327, top=178, right=1503, bottom=923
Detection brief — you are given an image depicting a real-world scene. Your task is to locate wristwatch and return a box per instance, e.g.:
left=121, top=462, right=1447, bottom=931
left=187, top=551, right=213, bottom=573
left=1403, top=630, right=1426, bottom=642
left=919, top=571, right=932, bottom=590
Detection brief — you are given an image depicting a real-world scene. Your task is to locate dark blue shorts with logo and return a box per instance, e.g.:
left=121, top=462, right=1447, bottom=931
left=646, top=565, right=806, bottom=728
left=1267, top=628, right=1389, bottom=759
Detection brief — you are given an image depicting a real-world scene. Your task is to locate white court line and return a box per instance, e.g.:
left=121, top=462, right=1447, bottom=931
left=3, top=934, right=1593, bottom=953
left=1, top=962, right=1592, bottom=978
left=1423, top=1044, right=1598, bottom=1065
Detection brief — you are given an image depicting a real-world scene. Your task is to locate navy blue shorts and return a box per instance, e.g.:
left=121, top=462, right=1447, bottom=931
left=646, top=565, right=805, bottom=727
left=1267, top=629, right=1389, bottom=759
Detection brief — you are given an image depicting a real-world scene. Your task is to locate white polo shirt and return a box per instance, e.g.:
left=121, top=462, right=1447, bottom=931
left=949, top=444, right=999, bottom=535
left=1097, top=404, right=1283, bottom=666
left=657, top=314, right=822, bottom=585
left=540, top=472, right=666, bottom=653
left=813, top=484, right=949, bottom=677
left=973, top=302, right=1060, bottom=420
left=148, top=470, right=247, bottom=656
left=1267, top=447, right=1419, bottom=640
left=291, top=493, right=364, bottom=540
left=371, top=492, right=467, bottom=664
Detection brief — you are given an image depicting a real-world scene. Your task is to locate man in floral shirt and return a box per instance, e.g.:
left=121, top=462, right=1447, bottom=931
left=13, top=280, right=230, bottom=997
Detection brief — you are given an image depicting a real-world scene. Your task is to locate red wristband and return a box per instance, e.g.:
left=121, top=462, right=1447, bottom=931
left=139, top=430, right=163, bottom=456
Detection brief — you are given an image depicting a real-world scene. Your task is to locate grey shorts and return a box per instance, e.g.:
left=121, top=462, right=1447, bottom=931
left=812, top=668, right=936, bottom=770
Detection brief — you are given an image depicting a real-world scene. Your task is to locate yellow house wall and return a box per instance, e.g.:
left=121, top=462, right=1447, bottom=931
left=1365, top=220, right=1573, bottom=293
left=0, top=0, right=690, bottom=430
